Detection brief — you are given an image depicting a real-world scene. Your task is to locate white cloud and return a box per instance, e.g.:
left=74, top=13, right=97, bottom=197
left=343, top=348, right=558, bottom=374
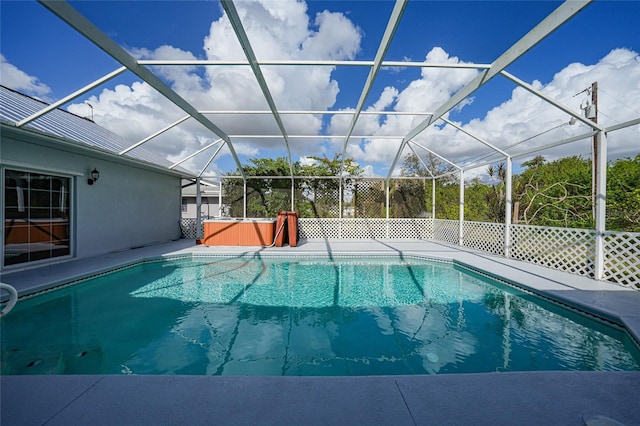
left=360, top=164, right=375, bottom=177
left=341, top=47, right=640, bottom=177
left=381, top=56, right=413, bottom=74
left=64, top=0, right=362, bottom=173
left=459, top=48, right=640, bottom=168
left=298, top=156, right=319, bottom=167
left=335, top=47, right=480, bottom=170
left=0, top=55, right=52, bottom=101
left=6, top=1, right=638, bottom=180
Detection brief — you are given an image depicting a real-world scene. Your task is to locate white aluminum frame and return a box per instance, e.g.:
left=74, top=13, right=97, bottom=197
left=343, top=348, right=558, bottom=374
left=21, top=0, right=639, bottom=284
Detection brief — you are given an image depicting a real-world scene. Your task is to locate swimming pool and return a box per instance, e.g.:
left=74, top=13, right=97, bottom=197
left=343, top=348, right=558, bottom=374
left=2, top=255, right=639, bottom=375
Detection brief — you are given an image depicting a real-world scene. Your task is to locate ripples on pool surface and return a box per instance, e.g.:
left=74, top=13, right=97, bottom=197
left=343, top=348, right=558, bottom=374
left=2, top=256, right=639, bottom=375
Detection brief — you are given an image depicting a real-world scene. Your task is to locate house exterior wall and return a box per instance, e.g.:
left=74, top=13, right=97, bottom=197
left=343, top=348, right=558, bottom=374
left=1, top=128, right=182, bottom=267
left=181, top=196, right=223, bottom=219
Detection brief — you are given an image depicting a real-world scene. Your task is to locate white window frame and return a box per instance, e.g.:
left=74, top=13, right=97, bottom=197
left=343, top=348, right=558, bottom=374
left=1, top=165, right=75, bottom=270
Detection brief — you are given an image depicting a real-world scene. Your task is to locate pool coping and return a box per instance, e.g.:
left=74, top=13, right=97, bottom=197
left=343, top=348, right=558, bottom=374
left=2, top=239, right=640, bottom=425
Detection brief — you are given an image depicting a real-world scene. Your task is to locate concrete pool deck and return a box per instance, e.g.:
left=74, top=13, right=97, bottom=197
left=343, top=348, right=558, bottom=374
left=2, top=239, right=639, bottom=425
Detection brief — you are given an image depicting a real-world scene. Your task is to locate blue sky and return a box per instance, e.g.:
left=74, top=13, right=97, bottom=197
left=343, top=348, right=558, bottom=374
left=1, top=1, right=639, bottom=177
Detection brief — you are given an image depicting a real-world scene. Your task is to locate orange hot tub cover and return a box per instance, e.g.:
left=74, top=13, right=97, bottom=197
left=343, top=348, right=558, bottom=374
left=274, top=211, right=299, bottom=247
left=202, top=219, right=276, bottom=246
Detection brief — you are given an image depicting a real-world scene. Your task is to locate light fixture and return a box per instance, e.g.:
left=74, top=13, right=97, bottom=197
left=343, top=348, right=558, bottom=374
left=87, top=168, right=100, bottom=185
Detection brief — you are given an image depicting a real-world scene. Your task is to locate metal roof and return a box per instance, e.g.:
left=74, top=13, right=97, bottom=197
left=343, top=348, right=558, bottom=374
left=0, top=85, right=192, bottom=176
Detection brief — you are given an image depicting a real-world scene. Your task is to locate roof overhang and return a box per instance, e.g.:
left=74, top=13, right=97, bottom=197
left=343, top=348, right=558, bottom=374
left=1, top=122, right=196, bottom=180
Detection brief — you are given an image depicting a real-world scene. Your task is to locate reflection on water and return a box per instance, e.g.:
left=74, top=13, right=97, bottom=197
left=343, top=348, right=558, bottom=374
left=2, top=257, right=639, bottom=375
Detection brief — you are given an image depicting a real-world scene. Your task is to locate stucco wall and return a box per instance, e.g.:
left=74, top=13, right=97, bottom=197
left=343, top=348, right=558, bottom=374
left=1, top=129, right=182, bottom=263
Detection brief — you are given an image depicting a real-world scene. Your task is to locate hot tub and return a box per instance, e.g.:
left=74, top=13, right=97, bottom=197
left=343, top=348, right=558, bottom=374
left=202, top=219, right=276, bottom=246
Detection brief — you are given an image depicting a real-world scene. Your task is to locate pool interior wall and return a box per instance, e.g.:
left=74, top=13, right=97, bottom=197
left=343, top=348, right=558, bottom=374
left=2, top=239, right=640, bottom=424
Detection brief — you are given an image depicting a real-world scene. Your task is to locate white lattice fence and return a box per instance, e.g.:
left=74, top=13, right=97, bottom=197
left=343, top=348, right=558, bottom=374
left=510, top=225, right=596, bottom=276
left=180, top=218, right=202, bottom=239
left=298, top=218, right=432, bottom=239
left=433, top=219, right=459, bottom=245
left=298, top=218, right=341, bottom=239
left=342, top=218, right=387, bottom=238
left=464, top=221, right=505, bottom=255
left=388, top=219, right=432, bottom=239
left=352, top=179, right=386, bottom=218
left=603, top=231, right=640, bottom=289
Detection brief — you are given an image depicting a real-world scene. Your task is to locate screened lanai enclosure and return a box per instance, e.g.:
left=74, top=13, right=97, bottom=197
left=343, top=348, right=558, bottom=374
left=1, top=0, right=639, bottom=289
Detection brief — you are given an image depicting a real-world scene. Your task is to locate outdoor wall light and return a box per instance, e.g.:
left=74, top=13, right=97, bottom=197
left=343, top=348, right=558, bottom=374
left=87, top=168, right=100, bottom=185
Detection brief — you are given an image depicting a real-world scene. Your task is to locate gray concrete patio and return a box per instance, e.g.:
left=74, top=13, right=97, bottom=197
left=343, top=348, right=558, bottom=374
left=3, top=371, right=639, bottom=425
left=2, top=239, right=639, bottom=425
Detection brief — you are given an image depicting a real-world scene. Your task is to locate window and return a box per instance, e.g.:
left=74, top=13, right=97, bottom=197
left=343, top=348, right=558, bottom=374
left=3, top=169, right=71, bottom=266
left=181, top=197, right=188, bottom=213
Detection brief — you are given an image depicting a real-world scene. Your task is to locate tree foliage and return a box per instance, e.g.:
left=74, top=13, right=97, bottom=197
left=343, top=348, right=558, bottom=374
left=398, top=153, right=461, bottom=219
left=223, top=157, right=298, bottom=218
left=392, top=154, right=428, bottom=218
left=468, top=155, right=639, bottom=231
left=222, top=155, right=364, bottom=218
left=221, top=153, right=640, bottom=231
left=298, top=154, right=364, bottom=218
left=511, top=156, right=593, bottom=228
left=607, top=154, right=640, bottom=231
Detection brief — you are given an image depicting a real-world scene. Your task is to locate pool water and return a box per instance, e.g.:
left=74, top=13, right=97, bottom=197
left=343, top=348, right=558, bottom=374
left=2, top=256, right=639, bottom=375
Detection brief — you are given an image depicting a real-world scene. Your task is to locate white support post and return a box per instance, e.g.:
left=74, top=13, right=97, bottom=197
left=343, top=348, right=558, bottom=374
left=218, top=180, right=223, bottom=218
left=386, top=180, right=390, bottom=220
left=291, top=179, right=295, bottom=212
left=432, top=178, right=436, bottom=239
left=594, top=130, right=607, bottom=280
left=432, top=179, right=436, bottom=219
left=459, top=170, right=464, bottom=246
left=243, top=180, right=247, bottom=219
left=339, top=178, right=343, bottom=238
left=339, top=178, right=343, bottom=219
left=196, top=178, right=202, bottom=239
left=504, top=157, right=513, bottom=257
left=385, top=180, right=390, bottom=238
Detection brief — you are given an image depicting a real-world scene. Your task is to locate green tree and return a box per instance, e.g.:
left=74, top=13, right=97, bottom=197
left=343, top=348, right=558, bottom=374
left=399, top=153, right=460, bottom=219
left=512, top=155, right=593, bottom=228
left=391, top=154, right=429, bottom=218
left=405, top=152, right=639, bottom=231
left=485, top=162, right=507, bottom=223
left=223, top=155, right=366, bottom=219
left=298, top=154, right=364, bottom=218
left=465, top=177, right=493, bottom=221
left=223, top=157, right=301, bottom=217
left=607, top=154, right=640, bottom=231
